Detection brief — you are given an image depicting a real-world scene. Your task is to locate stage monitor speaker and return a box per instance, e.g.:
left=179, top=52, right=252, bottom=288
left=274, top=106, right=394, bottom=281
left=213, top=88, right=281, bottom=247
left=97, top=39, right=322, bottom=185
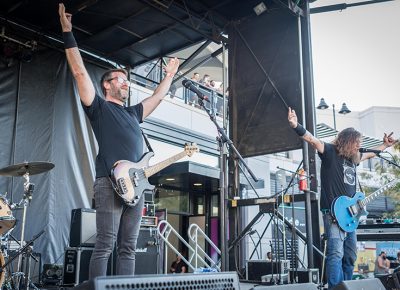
left=73, top=272, right=240, bottom=290
left=246, top=260, right=289, bottom=281
left=135, top=228, right=160, bottom=274
left=69, top=208, right=96, bottom=247
left=250, top=283, right=318, bottom=290
left=377, top=273, right=398, bottom=290
left=332, top=278, right=386, bottom=290
left=228, top=7, right=303, bottom=157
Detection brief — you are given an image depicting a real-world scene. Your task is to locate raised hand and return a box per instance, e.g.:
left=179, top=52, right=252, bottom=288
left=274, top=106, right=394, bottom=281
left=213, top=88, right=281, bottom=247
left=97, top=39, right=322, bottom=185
left=59, top=3, right=72, bottom=32
left=383, top=132, right=398, bottom=148
left=288, top=107, right=298, bottom=128
left=164, top=57, right=179, bottom=75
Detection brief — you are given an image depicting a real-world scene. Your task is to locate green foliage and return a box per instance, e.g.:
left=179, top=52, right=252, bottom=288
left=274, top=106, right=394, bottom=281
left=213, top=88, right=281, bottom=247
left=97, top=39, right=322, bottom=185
left=374, top=147, right=400, bottom=217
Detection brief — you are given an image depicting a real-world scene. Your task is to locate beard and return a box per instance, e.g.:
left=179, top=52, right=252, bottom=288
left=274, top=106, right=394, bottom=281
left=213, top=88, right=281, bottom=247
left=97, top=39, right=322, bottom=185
left=349, top=152, right=361, bottom=164
left=110, top=86, right=128, bottom=102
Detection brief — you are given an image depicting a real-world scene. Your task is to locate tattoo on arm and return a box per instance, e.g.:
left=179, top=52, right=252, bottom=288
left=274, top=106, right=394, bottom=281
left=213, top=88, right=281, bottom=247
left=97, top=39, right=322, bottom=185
left=302, top=131, right=321, bottom=149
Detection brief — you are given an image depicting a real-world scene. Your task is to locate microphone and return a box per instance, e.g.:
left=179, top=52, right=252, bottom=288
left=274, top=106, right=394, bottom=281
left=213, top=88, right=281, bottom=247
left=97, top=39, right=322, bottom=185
left=359, top=148, right=382, bottom=154
left=182, top=80, right=210, bottom=103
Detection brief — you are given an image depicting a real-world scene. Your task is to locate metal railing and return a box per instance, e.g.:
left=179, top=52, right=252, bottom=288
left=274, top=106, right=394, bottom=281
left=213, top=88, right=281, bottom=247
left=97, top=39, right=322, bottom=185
left=188, top=223, right=221, bottom=271
left=157, top=220, right=221, bottom=273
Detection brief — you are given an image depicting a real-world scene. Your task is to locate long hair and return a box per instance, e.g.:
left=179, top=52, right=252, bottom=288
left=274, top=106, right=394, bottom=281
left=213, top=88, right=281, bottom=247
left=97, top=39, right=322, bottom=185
left=100, top=68, right=128, bottom=95
left=332, top=127, right=362, bottom=162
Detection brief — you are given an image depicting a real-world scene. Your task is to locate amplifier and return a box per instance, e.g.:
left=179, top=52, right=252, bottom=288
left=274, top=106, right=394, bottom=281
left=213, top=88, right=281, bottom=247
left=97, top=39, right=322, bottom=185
left=144, top=191, right=154, bottom=203
left=135, top=228, right=161, bottom=274
left=69, top=208, right=96, bottom=247
left=64, top=229, right=158, bottom=285
left=246, top=260, right=289, bottom=281
left=140, top=216, right=158, bottom=227
left=63, top=247, right=115, bottom=286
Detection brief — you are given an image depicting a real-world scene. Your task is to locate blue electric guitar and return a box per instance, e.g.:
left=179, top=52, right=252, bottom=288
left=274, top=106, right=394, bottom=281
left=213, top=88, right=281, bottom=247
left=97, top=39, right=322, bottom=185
left=332, top=179, right=399, bottom=233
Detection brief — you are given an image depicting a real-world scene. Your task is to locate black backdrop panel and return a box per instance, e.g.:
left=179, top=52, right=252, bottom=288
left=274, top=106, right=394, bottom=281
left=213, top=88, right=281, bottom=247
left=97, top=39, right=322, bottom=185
left=0, top=49, right=103, bottom=264
left=229, top=9, right=303, bottom=157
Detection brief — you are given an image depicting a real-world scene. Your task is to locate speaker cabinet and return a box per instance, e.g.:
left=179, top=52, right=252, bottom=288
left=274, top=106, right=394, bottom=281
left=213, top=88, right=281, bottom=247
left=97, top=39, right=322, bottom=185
left=246, top=260, right=289, bottom=281
left=69, top=208, right=96, bottom=247
left=73, top=272, right=240, bottom=290
left=135, top=228, right=160, bottom=275
left=380, top=272, right=400, bottom=290
left=332, top=278, right=386, bottom=290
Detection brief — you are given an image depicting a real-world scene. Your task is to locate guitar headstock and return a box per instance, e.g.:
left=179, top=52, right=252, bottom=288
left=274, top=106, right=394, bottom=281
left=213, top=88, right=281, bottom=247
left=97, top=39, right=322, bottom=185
left=184, top=143, right=200, bottom=157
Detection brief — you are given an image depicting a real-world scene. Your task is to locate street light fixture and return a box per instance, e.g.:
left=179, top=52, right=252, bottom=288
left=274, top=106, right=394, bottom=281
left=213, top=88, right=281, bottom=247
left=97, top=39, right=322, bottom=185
left=317, top=98, right=351, bottom=131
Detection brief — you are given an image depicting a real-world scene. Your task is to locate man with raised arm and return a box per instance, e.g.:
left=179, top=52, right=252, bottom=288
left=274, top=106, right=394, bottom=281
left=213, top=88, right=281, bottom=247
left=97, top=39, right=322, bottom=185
left=59, top=3, right=179, bottom=279
left=288, top=107, right=396, bottom=289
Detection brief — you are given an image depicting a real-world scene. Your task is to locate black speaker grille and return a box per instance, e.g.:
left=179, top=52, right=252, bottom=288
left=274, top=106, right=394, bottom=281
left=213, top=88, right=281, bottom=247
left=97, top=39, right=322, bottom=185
left=94, top=272, right=239, bottom=290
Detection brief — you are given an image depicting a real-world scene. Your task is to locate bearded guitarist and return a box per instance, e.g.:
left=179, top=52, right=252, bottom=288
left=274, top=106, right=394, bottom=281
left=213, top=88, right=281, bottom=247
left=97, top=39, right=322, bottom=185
left=288, top=107, right=397, bottom=289
left=59, top=4, right=179, bottom=279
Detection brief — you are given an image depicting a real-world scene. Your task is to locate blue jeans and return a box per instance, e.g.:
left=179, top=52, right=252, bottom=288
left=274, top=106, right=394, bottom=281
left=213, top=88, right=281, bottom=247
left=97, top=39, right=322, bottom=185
left=323, top=213, right=357, bottom=289
left=89, top=177, right=144, bottom=279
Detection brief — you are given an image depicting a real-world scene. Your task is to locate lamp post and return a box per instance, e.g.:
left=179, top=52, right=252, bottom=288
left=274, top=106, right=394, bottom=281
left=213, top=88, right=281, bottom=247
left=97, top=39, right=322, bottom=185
left=317, top=98, right=351, bottom=131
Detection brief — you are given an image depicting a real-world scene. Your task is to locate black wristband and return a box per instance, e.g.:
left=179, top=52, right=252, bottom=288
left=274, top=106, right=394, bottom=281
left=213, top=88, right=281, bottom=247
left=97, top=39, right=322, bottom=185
left=293, top=123, right=307, bottom=137
left=63, top=32, right=78, bottom=49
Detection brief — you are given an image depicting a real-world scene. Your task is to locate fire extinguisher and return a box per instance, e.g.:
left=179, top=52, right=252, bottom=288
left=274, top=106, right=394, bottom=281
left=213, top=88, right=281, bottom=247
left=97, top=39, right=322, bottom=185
left=298, top=168, right=307, bottom=191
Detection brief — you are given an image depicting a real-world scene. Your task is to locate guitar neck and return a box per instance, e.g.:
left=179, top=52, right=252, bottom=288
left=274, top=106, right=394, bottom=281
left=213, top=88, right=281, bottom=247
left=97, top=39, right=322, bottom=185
left=363, top=179, right=399, bottom=206
left=144, top=151, right=188, bottom=178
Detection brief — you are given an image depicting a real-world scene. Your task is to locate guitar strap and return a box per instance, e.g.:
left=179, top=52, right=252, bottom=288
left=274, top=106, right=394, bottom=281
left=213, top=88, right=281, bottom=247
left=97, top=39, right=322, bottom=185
left=140, top=129, right=154, bottom=153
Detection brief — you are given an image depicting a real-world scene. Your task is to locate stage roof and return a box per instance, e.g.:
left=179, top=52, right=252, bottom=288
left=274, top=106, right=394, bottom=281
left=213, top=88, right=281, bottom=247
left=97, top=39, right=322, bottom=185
left=0, top=0, right=298, bottom=68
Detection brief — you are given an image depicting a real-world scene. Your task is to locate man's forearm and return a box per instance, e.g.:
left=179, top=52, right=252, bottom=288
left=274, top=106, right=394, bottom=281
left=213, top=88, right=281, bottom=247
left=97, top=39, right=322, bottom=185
left=66, top=48, right=87, bottom=78
left=152, top=74, right=174, bottom=101
left=64, top=46, right=95, bottom=105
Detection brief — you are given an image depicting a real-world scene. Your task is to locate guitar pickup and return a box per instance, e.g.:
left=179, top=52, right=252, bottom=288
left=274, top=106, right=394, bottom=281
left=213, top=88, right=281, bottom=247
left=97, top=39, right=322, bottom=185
left=348, top=205, right=358, bottom=216
left=133, top=171, right=139, bottom=187
left=117, top=178, right=128, bottom=194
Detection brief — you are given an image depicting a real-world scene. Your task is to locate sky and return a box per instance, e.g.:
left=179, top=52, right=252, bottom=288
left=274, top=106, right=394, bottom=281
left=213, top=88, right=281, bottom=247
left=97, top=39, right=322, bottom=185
left=310, top=0, right=400, bottom=112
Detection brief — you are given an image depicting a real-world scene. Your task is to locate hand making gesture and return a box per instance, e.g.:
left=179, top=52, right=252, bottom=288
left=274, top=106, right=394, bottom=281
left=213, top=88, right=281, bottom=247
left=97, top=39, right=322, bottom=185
left=383, top=132, right=398, bottom=148
left=164, top=57, right=179, bottom=77
left=59, top=3, right=72, bottom=32
left=288, top=107, right=298, bottom=129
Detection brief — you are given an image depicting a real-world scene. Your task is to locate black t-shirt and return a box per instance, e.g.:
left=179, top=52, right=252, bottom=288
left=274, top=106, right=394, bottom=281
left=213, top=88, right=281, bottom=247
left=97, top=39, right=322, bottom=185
left=318, top=142, right=357, bottom=210
left=82, top=95, right=144, bottom=178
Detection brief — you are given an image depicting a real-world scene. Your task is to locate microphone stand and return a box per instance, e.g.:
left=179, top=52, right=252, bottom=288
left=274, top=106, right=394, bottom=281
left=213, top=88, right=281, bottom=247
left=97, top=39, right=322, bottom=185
left=269, top=240, right=276, bottom=285
left=197, top=98, right=258, bottom=182
left=196, top=97, right=258, bottom=271
left=377, top=153, right=400, bottom=169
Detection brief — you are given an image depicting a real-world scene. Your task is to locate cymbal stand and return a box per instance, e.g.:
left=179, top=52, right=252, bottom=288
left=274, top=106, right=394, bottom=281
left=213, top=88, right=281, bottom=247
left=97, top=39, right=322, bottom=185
left=1, top=230, right=44, bottom=290
left=15, top=173, right=34, bottom=290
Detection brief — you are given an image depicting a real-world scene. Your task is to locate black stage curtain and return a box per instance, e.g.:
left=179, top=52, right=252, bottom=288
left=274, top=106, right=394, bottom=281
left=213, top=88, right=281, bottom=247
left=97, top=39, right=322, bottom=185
left=0, top=49, right=105, bottom=264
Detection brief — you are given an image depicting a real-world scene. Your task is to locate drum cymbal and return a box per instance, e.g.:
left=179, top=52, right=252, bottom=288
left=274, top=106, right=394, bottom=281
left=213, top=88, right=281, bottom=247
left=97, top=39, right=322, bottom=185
left=0, top=161, right=55, bottom=177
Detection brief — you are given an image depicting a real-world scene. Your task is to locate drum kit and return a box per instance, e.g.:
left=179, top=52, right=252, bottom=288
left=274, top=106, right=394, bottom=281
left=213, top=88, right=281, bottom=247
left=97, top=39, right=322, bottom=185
left=0, top=161, right=54, bottom=290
